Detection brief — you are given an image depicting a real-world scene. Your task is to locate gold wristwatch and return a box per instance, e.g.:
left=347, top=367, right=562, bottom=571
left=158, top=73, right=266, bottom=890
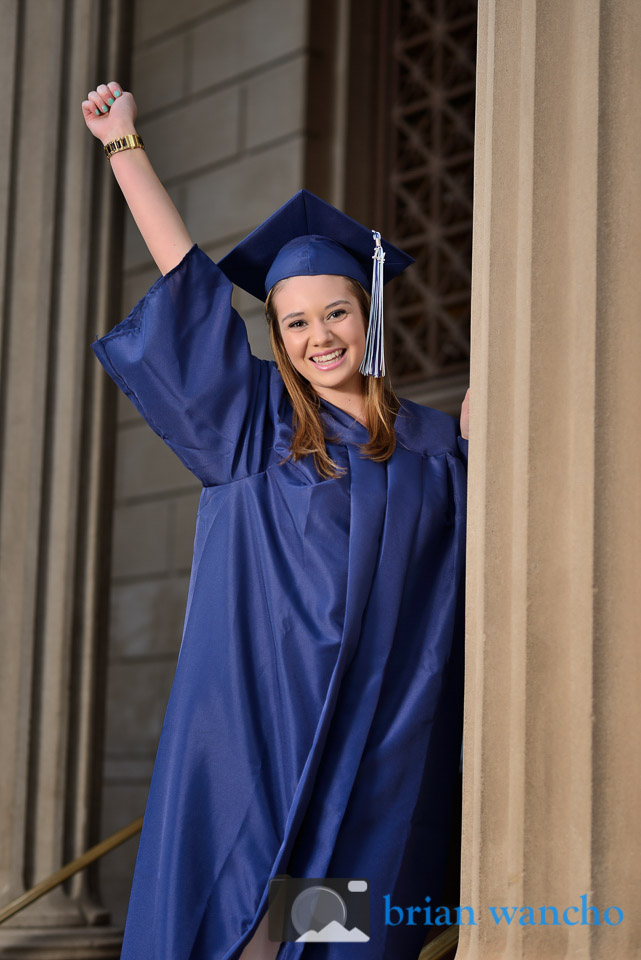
left=103, top=133, right=145, bottom=161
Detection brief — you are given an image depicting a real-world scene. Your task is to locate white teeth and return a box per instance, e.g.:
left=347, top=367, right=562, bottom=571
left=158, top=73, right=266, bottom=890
left=311, top=348, right=345, bottom=364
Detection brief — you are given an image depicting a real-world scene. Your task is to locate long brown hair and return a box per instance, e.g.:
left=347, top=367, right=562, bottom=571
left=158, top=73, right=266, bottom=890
left=265, top=276, right=400, bottom=479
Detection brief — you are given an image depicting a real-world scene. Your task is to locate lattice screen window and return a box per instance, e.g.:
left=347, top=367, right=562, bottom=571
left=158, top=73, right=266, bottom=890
left=378, top=0, right=477, bottom=385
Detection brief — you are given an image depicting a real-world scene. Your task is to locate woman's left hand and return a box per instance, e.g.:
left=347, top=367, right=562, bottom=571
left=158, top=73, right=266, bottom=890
left=460, top=387, right=470, bottom=440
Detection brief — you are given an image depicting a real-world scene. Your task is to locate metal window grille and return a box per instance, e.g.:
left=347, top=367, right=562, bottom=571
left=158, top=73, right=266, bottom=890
left=376, top=0, right=477, bottom=385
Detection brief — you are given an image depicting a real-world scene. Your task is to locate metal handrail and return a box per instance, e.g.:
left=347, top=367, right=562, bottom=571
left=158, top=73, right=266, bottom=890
left=418, top=923, right=459, bottom=960
left=0, top=816, right=143, bottom=925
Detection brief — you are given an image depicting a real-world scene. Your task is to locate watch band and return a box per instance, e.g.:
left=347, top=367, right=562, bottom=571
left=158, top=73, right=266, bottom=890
left=104, top=133, right=145, bottom=161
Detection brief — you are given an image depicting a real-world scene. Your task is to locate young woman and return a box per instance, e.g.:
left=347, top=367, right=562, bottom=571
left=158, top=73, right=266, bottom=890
left=83, top=82, right=470, bottom=960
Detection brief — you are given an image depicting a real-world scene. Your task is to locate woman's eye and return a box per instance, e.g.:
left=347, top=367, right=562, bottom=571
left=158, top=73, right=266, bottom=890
left=287, top=310, right=345, bottom=328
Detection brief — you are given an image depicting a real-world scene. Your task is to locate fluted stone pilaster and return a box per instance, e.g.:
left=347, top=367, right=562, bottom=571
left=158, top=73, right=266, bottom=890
left=0, top=1, right=130, bottom=956
left=457, top=1, right=641, bottom=958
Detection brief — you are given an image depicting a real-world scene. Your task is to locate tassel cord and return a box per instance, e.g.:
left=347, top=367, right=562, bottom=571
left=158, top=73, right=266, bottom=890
left=359, top=231, right=386, bottom=378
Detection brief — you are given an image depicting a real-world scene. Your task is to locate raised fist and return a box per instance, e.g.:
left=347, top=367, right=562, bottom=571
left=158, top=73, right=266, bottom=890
left=81, top=82, right=138, bottom=145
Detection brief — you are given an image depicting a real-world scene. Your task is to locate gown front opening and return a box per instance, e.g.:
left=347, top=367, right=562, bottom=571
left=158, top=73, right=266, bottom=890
left=90, top=243, right=468, bottom=960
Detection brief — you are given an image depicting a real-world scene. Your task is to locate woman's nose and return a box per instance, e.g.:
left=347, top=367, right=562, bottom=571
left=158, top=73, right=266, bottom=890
left=310, top=320, right=333, bottom=343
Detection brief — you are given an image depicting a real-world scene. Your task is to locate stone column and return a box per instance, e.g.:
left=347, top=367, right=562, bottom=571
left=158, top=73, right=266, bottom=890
left=0, top=0, right=130, bottom=956
left=457, top=1, right=641, bottom=958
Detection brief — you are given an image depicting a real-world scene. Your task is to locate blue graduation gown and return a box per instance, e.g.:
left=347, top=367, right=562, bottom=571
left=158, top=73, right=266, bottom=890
left=91, top=243, right=468, bottom=960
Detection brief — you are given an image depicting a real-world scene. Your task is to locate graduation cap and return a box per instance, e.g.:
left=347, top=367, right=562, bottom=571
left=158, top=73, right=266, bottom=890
left=217, top=188, right=414, bottom=378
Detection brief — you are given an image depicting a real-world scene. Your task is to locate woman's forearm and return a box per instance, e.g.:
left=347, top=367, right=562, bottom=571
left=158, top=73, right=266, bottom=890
left=106, top=129, right=193, bottom=276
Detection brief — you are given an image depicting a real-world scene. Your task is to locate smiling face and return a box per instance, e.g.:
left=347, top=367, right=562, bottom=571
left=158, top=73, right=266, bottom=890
left=272, top=274, right=368, bottom=400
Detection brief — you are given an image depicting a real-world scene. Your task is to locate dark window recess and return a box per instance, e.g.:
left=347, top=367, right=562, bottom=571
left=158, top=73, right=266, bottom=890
left=376, top=0, right=477, bottom=386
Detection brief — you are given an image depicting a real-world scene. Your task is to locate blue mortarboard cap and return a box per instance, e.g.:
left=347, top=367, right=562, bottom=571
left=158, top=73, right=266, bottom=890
left=217, top=189, right=414, bottom=300
left=217, top=189, right=414, bottom=377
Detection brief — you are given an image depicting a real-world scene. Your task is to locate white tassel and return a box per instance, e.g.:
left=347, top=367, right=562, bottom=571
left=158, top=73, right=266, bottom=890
left=359, top=231, right=386, bottom=378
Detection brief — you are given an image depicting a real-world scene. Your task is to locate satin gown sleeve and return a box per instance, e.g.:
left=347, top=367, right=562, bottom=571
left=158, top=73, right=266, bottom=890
left=90, top=243, right=273, bottom=487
